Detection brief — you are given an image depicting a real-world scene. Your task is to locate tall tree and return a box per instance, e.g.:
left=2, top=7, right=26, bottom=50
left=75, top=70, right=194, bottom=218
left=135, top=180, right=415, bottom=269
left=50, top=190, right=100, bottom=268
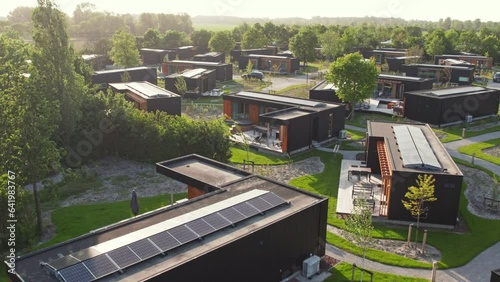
left=344, top=199, right=374, bottom=282
left=459, top=31, right=480, bottom=53
left=425, top=29, right=448, bottom=57
left=174, top=76, right=187, bottom=98
left=162, top=30, right=191, bottom=49
left=241, top=27, right=268, bottom=49
left=209, top=31, right=235, bottom=56
left=320, top=29, right=343, bottom=60
left=480, top=35, right=500, bottom=62
left=405, top=46, right=424, bottom=64
left=109, top=29, right=141, bottom=67
left=289, top=28, right=319, bottom=65
left=191, top=29, right=213, bottom=54
left=402, top=174, right=437, bottom=246
left=32, top=0, right=84, bottom=146
left=326, top=52, right=378, bottom=119
left=142, top=28, right=161, bottom=49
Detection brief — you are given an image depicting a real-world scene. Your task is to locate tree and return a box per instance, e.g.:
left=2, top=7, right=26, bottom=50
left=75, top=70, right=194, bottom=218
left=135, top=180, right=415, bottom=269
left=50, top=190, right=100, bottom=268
left=344, top=199, right=374, bottom=282
left=109, top=29, right=141, bottom=67
left=241, top=27, right=268, bottom=49
left=326, top=52, right=378, bottom=119
left=209, top=31, right=235, bottom=56
left=480, top=35, right=499, bottom=62
left=425, top=30, right=448, bottom=57
left=320, top=29, right=344, bottom=60
left=459, top=31, right=480, bottom=53
left=402, top=174, right=437, bottom=246
left=405, top=46, right=424, bottom=64
left=7, top=6, right=34, bottom=24
left=445, top=29, right=459, bottom=52
left=174, top=76, right=187, bottom=98
left=162, top=30, right=191, bottom=49
left=245, top=60, right=253, bottom=74
left=191, top=29, right=213, bottom=53
left=289, top=28, right=319, bottom=65
left=142, top=28, right=161, bottom=49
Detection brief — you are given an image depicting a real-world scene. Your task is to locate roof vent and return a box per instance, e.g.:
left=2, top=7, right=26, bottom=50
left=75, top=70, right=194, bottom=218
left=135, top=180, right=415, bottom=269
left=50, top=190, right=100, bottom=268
left=314, top=103, right=327, bottom=108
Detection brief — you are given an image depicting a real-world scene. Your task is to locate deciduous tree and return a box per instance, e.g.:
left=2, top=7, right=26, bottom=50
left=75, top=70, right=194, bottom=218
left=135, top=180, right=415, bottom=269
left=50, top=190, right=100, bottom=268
left=289, top=28, right=319, bottom=65
left=191, top=29, right=213, bottom=54
left=109, top=29, right=141, bottom=67
left=241, top=27, right=268, bottom=49
left=326, top=52, right=378, bottom=119
left=209, top=31, right=235, bottom=56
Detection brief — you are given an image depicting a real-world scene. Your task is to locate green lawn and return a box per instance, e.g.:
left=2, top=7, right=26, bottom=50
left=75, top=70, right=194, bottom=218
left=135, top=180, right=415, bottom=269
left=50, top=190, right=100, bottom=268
left=273, top=84, right=310, bottom=99
left=38, top=193, right=187, bottom=249
left=433, top=116, right=500, bottom=143
left=345, top=112, right=400, bottom=128
left=335, top=129, right=366, bottom=150
left=458, top=138, right=500, bottom=165
left=229, top=146, right=317, bottom=165
left=325, top=262, right=429, bottom=282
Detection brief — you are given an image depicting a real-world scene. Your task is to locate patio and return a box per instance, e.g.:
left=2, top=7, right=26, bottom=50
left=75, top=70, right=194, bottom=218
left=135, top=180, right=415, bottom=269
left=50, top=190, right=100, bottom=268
left=230, top=126, right=283, bottom=154
left=336, top=159, right=385, bottom=217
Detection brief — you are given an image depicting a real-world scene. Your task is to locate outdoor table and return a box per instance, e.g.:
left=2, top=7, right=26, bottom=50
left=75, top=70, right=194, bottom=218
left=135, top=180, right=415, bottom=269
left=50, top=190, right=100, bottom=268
left=348, top=166, right=372, bottom=181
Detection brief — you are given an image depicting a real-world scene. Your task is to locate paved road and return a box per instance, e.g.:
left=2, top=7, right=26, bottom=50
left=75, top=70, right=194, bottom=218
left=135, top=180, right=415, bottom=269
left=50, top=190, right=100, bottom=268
left=261, top=70, right=326, bottom=92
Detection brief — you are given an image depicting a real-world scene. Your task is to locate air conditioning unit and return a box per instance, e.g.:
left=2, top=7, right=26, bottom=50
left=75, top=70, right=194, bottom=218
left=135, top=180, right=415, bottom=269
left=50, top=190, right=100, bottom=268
left=339, top=129, right=347, bottom=139
left=302, top=255, right=320, bottom=279
left=465, top=115, right=473, bottom=123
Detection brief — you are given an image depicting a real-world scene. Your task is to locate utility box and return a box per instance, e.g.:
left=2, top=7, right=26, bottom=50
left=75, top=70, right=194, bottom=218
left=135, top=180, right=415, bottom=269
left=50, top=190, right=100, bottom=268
left=302, top=255, right=320, bottom=278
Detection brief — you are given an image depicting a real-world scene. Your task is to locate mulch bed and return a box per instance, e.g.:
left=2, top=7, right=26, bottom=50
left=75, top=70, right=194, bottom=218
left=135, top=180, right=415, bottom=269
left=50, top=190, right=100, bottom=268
left=321, top=255, right=341, bottom=271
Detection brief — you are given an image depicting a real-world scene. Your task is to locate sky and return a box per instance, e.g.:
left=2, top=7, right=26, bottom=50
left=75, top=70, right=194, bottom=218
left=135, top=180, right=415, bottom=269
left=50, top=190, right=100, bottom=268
left=2, top=0, right=500, bottom=22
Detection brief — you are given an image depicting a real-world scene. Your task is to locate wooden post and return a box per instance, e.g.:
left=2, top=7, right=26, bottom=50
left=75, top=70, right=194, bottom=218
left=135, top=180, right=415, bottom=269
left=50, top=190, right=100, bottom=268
left=407, top=224, right=413, bottom=248
left=421, top=230, right=428, bottom=254
left=462, top=128, right=466, bottom=138
left=351, top=263, right=356, bottom=282
left=430, top=261, right=438, bottom=282
left=471, top=153, right=476, bottom=165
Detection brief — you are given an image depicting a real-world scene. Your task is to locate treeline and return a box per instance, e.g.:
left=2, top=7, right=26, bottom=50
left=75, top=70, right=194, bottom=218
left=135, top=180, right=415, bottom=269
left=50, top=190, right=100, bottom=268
left=0, top=1, right=230, bottom=252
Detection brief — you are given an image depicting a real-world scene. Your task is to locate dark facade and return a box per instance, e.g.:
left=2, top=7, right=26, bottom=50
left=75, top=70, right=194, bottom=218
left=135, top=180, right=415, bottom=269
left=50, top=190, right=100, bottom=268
left=193, top=52, right=225, bottom=63
left=223, top=91, right=345, bottom=153
left=376, top=74, right=434, bottom=99
left=385, top=56, right=420, bottom=72
left=91, top=67, right=158, bottom=89
left=140, top=48, right=177, bottom=65
left=365, top=121, right=463, bottom=226
left=362, top=48, right=407, bottom=64
left=401, top=64, right=475, bottom=85
left=162, top=60, right=233, bottom=81
left=7, top=154, right=327, bottom=282
left=82, top=54, right=111, bottom=71
left=239, top=54, right=300, bottom=74
left=230, top=47, right=276, bottom=63
left=309, top=80, right=351, bottom=118
left=434, top=54, right=493, bottom=69
left=165, top=68, right=216, bottom=98
left=403, top=86, right=500, bottom=126
left=109, top=81, right=181, bottom=115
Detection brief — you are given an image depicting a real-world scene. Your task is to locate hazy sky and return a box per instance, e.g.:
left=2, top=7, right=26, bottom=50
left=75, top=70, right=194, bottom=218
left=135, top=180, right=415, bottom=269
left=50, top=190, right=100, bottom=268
left=2, top=0, right=500, bottom=22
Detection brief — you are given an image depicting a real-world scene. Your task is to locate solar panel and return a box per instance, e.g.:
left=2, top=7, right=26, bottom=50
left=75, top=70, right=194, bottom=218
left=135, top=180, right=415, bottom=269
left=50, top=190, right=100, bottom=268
left=260, top=192, right=287, bottom=207
left=218, top=207, right=246, bottom=224
left=407, top=126, right=441, bottom=170
left=202, top=213, right=232, bottom=230
left=394, top=125, right=442, bottom=170
left=82, top=254, right=118, bottom=279
left=107, top=246, right=141, bottom=269
left=128, top=239, right=161, bottom=260
left=168, top=225, right=198, bottom=244
left=149, top=231, right=181, bottom=252
left=58, top=262, right=95, bottom=282
left=185, top=218, right=216, bottom=237
left=246, top=196, right=273, bottom=213
left=47, top=255, right=80, bottom=271
left=233, top=202, right=260, bottom=218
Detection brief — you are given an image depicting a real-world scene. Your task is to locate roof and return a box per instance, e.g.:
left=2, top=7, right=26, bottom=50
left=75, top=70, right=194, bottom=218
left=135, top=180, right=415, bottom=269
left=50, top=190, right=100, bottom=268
left=311, top=80, right=337, bottom=91
left=82, top=54, right=103, bottom=61
left=194, top=52, right=222, bottom=57
left=108, top=81, right=180, bottom=99
left=12, top=155, right=325, bottom=282
left=94, top=66, right=153, bottom=74
left=168, top=60, right=229, bottom=66
left=246, top=54, right=291, bottom=60
left=436, top=54, right=490, bottom=59
left=403, top=64, right=474, bottom=70
left=378, top=74, right=431, bottom=82
left=405, top=86, right=496, bottom=98
left=260, top=108, right=311, bottom=121
left=370, top=49, right=406, bottom=54
left=367, top=121, right=462, bottom=175
left=388, top=56, right=420, bottom=60
left=166, top=68, right=215, bottom=79
left=227, top=91, right=342, bottom=111
left=140, top=48, right=176, bottom=53
left=440, top=58, right=473, bottom=65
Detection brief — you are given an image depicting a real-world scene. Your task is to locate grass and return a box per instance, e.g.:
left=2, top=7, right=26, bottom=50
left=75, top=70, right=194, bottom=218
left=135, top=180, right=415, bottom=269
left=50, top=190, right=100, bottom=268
left=432, top=116, right=500, bottom=143
left=345, top=112, right=401, bottom=128
left=325, top=262, right=429, bottom=282
left=229, top=146, right=316, bottom=165
left=272, top=84, right=311, bottom=98
left=38, top=193, right=187, bottom=249
left=458, top=137, right=500, bottom=165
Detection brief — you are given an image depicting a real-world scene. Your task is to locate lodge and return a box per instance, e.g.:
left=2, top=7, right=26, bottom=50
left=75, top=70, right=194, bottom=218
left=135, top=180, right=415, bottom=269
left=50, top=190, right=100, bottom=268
left=193, top=52, right=225, bottom=63
left=238, top=54, right=300, bottom=74
left=401, top=64, right=475, bottom=85
left=164, top=68, right=217, bottom=98
left=91, top=67, right=158, bottom=89
left=162, top=60, right=233, bottom=82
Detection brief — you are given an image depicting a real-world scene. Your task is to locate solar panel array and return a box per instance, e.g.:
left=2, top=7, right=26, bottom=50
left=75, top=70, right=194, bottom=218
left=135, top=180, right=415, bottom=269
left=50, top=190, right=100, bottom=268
left=46, top=191, right=287, bottom=282
left=393, top=125, right=441, bottom=170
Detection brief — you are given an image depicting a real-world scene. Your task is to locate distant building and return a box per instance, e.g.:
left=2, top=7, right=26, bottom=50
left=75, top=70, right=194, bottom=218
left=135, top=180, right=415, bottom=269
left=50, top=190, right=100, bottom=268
left=223, top=91, right=345, bottom=154
left=109, top=81, right=181, bottom=115
left=362, top=48, right=407, bottom=65
left=91, top=66, right=158, bottom=89
left=434, top=54, right=493, bottom=69
left=403, top=86, right=500, bottom=127
left=168, top=46, right=197, bottom=61
left=365, top=121, right=463, bottom=225
left=81, top=54, right=110, bottom=71
left=309, top=80, right=351, bottom=118
left=193, top=52, right=225, bottom=63
left=401, top=64, right=475, bottom=85
left=7, top=154, right=328, bottom=282
left=140, top=48, right=177, bottom=65
left=385, top=56, right=420, bottom=72
left=165, top=68, right=216, bottom=98
left=239, top=54, right=300, bottom=74
left=376, top=74, right=433, bottom=100
left=162, top=60, right=233, bottom=82
left=230, top=47, right=276, bottom=63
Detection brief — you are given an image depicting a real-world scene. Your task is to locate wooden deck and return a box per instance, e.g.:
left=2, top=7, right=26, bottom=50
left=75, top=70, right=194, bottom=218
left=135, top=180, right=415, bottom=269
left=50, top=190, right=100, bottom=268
left=336, top=160, right=384, bottom=217
left=230, top=128, right=283, bottom=154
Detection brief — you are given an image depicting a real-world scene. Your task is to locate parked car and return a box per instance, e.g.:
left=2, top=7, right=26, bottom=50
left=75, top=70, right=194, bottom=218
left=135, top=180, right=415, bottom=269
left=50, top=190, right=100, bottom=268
left=493, top=72, right=500, bottom=83
left=241, top=70, right=264, bottom=80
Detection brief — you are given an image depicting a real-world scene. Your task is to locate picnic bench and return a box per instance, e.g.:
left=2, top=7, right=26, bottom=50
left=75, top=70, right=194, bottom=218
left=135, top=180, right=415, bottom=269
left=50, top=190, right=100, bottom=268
left=348, top=166, right=372, bottom=181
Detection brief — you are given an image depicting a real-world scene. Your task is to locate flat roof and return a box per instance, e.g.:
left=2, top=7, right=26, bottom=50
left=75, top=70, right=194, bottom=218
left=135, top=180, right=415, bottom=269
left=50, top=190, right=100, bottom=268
left=378, top=74, right=430, bottom=82
left=367, top=121, right=462, bottom=175
left=140, top=48, right=176, bottom=53
left=194, top=52, right=222, bottom=57
left=247, top=54, right=290, bottom=60
left=437, top=54, right=490, bottom=59
left=109, top=81, right=179, bottom=99
left=94, top=66, right=153, bottom=74
left=13, top=155, right=324, bottom=282
left=82, top=54, right=103, bottom=60
left=405, top=86, right=496, bottom=98
left=370, top=49, right=406, bottom=54
left=260, top=108, right=310, bottom=121
left=229, top=91, right=342, bottom=110
left=441, top=58, right=472, bottom=65
left=166, top=68, right=215, bottom=79
left=403, top=64, right=474, bottom=70
left=169, top=60, right=228, bottom=66
left=311, top=80, right=337, bottom=91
